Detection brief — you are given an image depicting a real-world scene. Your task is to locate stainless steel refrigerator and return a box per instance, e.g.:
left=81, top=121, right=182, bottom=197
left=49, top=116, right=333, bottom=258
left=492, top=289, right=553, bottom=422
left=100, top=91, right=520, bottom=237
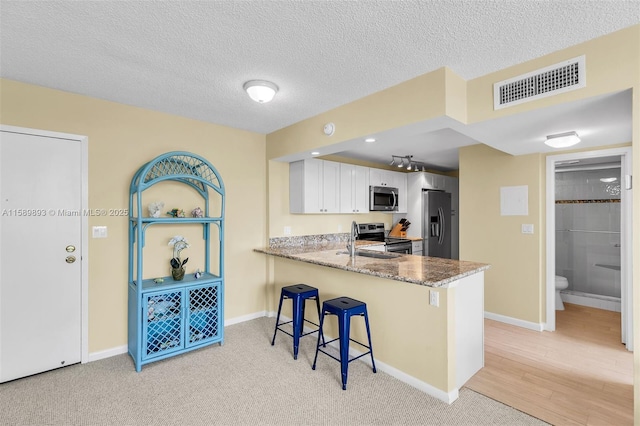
left=422, top=190, right=451, bottom=258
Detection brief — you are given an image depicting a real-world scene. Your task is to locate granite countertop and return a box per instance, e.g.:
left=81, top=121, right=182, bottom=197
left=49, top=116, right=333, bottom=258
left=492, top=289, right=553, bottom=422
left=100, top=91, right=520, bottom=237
left=256, top=236, right=489, bottom=288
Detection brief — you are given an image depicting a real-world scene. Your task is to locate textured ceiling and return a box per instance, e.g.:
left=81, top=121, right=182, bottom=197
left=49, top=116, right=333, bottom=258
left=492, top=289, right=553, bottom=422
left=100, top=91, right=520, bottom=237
left=1, top=0, right=639, bottom=137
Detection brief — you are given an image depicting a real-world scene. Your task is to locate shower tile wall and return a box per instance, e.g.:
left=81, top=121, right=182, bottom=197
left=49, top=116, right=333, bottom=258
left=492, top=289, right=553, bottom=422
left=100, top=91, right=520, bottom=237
left=555, top=168, right=621, bottom=298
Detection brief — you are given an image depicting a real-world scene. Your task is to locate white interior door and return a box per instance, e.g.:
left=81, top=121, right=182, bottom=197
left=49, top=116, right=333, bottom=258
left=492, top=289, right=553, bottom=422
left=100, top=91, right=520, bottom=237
left=0, top=129, right=83, bottom=382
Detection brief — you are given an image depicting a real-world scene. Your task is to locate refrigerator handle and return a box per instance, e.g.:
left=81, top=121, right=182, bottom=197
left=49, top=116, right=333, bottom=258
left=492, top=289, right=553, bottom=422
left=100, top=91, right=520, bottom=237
left=438, top=207, right=445, bottom=245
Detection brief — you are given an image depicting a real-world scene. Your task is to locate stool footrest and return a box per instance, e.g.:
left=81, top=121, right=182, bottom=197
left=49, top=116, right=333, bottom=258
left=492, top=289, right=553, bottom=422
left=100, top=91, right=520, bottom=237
left=275, top=327, right=320, bottom=339
left=316, top=346, right=372, bottom=365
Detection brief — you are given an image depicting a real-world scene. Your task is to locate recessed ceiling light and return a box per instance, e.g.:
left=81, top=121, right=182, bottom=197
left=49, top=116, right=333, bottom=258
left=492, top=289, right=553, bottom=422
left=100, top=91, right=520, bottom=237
left=600, top=177, right=617, bottom=183
left=364, top=138, right=375, bottom=143
left=311, top=151, right=320, bottom=156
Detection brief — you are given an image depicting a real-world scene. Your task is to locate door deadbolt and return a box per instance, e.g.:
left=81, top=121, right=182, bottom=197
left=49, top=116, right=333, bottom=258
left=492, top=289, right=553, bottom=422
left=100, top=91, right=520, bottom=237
left=66, top=245, right=76, bottom=253
left=65, top=255, right=76, bottom=264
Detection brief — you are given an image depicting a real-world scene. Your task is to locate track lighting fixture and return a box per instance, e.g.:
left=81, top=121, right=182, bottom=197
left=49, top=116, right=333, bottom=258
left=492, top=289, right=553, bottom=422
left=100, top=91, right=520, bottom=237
left=390, top=155, right=428, bottom=172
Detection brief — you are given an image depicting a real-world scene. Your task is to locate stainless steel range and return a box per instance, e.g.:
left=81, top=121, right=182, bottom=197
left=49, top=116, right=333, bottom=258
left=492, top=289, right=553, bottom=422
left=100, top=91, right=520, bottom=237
left=356, top=222, right=412, bottom=254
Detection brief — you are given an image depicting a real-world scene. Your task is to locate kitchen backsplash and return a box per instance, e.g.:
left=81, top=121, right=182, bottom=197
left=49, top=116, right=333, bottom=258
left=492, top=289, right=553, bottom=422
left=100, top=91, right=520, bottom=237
left=269, top=233, right=350, bottom=248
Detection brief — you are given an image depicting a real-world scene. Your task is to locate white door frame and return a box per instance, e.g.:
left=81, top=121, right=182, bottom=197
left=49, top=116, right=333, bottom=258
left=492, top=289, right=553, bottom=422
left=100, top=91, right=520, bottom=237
left=545, top=146, right=633, bottom=351
left=0, top=125, right=89, bottom=363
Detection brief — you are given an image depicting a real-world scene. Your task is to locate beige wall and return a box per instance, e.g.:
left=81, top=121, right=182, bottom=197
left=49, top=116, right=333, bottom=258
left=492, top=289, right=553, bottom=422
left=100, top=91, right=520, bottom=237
left=459, top=145, right=545, bottom=323
left=0, top=78, right=269, bottom=353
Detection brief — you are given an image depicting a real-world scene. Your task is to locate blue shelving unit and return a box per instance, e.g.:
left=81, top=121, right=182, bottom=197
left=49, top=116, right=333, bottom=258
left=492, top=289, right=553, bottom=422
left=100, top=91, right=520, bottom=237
left=128, top=152, right=225, bottom=371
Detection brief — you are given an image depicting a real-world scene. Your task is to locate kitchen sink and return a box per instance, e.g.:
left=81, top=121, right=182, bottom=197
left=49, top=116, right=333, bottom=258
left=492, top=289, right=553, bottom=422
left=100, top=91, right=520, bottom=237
left=337, top=250, right=403, bottom=260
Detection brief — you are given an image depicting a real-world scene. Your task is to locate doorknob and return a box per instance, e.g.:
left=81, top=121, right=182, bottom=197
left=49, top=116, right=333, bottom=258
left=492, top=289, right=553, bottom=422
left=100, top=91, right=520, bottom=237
left=65, top=255, right=76, bottom=264
left=66, top=245, right=76, bottom=253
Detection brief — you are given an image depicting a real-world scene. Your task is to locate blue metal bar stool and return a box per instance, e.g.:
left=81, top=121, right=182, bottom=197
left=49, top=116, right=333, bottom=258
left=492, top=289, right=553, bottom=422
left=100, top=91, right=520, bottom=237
left=312, top=297, right=377, bottom=390
left=271, top=284, right=323, bottom=359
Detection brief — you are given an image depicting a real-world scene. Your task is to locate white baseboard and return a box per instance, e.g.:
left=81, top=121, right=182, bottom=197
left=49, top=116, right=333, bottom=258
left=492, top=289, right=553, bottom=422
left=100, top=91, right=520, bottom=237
left=224, top=310, right=268, bottom=326
left=283, top=318, right=458, bottom=404
left=88, top=345, right=128, bottom=362
left=484, top=311, right=543, bottom=332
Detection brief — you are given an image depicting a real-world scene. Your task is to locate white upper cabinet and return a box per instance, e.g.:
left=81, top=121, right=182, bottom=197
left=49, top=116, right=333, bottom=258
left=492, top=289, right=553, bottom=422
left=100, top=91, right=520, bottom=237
left=339, top=164, right=370, bottom=214
left=369, top=168, right=395, bottom=187
left=290, top=159, right=340, bottom=213
left=422, top=172, right=446, bottom=190
left=290, top=160, right=406, bottom=215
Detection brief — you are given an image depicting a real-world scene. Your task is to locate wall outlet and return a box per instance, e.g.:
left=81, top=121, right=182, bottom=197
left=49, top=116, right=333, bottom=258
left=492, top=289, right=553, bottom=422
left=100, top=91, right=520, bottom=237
left=429, top=290, right=439, bottom=307
left=284, top=226, right=291, bottom=236
left=337, top=224, right=343, bottom=232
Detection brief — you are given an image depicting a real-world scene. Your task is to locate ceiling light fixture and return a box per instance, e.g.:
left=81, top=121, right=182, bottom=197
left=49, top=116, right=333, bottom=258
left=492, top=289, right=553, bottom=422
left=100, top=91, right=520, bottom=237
left=545, top=131, right=581, bottom=148
left=600, top=177, right=617, bottom=183
left=390, top=155, right=428, bottom=172
left=365, top=138, right=376, bottom=143
left=311, top=151, right=320, bottom=156
left=243, top=80, right=278, bottom=103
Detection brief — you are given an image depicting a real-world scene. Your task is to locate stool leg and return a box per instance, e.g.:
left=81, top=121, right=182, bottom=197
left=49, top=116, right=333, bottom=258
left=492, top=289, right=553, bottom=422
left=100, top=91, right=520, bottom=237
left=312, top=310, right=326, bottom=370
left=314, top=296, right=326, bottom=347
left=363, top=311, right=377, bottom=373
left=300, top=298, right=306, bottom=337
left=339, top=311, right=351, bottom=390
left=292, top=294, right=302, bottom=360
left=271, top=293, right=286, bottom=346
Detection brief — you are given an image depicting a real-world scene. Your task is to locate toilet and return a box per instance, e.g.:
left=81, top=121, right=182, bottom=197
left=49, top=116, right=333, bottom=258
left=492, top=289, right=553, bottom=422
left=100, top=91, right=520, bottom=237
left=555, top=276, right=569, bottom=310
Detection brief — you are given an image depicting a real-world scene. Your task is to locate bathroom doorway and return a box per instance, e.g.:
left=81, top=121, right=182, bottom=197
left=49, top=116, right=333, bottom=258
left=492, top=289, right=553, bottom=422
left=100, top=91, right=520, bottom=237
left=545, top=147, right=633, bottom=351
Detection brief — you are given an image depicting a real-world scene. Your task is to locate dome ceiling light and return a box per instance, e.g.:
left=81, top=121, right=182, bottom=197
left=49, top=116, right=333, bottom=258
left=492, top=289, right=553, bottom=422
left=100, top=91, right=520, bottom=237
left=545, top=131, right=580, bottom=148
left=243, top=80, right=278, bottom=103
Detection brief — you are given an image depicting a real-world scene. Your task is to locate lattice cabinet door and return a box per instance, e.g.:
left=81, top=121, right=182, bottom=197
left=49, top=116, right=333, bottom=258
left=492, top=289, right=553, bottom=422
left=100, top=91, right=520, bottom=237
left=143, top=290, right=185, bottom=360
left=186, top=282, right=221, bottom=348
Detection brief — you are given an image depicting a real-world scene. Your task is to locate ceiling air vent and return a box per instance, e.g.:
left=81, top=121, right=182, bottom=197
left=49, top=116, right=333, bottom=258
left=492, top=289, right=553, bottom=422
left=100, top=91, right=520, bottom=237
left=494, top=56, right=586, bottom=110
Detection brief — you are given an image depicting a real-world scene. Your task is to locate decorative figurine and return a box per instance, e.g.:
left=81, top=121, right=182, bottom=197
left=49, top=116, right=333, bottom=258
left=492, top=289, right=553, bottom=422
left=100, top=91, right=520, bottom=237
left=194, top=268, right=202, bottom=279
left=166, top=208, right=185, bottom=218
left=148, top=201, right=164, bottom=218
left=191, top=207, right=204, bottom=218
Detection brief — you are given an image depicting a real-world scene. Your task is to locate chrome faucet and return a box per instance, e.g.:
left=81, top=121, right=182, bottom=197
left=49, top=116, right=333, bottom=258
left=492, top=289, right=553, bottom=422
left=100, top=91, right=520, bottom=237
left=346, top=221, right=358, bottom=257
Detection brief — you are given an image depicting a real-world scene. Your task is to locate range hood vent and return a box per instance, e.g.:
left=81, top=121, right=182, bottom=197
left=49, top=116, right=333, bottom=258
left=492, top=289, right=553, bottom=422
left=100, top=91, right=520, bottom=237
left=493, top=56, right=586, bottom=110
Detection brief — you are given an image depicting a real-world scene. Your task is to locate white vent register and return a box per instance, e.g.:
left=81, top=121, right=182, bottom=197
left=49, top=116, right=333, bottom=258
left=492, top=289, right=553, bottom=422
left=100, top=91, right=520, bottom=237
left=494, top=56, right=585, bottom=110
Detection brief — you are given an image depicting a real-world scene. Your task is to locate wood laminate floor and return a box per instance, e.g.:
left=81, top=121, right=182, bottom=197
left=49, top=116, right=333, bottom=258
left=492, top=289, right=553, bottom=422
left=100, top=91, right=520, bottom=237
left=465, top=303, right=633, bottom=425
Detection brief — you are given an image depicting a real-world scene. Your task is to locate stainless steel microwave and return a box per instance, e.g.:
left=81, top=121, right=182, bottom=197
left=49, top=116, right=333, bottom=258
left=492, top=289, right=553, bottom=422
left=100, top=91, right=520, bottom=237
left=369, top=186, right=399, bottom=211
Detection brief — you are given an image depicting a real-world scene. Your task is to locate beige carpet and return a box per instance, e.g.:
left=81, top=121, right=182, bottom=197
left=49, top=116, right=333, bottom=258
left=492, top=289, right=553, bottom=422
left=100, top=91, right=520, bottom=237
left=0, top=317, right=547, bottom=425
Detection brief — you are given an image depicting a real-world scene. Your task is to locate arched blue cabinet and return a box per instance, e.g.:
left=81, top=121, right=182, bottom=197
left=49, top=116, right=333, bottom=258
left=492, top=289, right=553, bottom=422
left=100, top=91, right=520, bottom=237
left=128, top=152, right=225, bottom=371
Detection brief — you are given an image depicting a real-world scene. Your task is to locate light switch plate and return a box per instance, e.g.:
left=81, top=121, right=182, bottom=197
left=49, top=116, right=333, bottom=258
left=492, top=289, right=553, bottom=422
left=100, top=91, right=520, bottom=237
left=521, top=224, right=534, bottom=234
left=284, top=226, right=291, bottom=236
left=92, top=226, right=108, bottom=238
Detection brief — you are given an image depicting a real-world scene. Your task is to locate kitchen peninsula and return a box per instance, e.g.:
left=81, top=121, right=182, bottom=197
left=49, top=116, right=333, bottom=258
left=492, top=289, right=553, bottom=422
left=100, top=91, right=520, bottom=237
left=257, top=235, right=489, bottom=403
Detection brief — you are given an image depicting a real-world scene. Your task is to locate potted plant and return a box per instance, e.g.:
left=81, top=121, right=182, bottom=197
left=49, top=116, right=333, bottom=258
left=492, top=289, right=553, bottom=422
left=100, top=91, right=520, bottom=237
left=168, top=235, right=189, bottom=280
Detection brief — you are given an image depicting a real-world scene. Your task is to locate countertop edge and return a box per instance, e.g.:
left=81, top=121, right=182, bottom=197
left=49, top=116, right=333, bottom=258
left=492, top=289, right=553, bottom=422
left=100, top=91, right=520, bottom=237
left=254, top=247, right=490, bottom=288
